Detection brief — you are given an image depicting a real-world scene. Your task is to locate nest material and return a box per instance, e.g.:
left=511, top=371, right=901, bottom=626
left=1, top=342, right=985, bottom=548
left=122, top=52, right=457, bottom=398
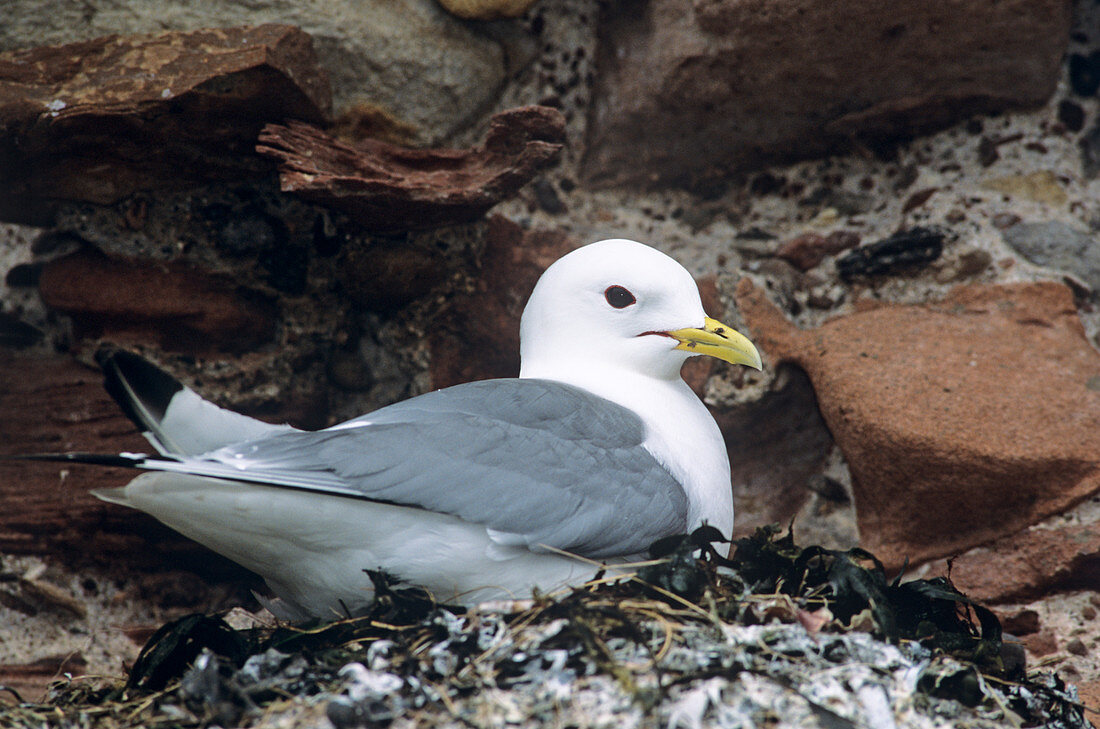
left=1, top=526, right=1092, bottom=728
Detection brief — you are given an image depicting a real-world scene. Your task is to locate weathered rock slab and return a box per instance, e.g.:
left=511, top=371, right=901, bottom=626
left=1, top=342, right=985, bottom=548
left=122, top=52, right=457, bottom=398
left=0, top=24, right=331, bottom=223
left=585, top=0, right=1071, bottom=185
left=38, top=250, right=277, bottom=353
left=438, top=0, right=538, bottom=20
left=257, top=107, right=565, bottom=233
left=775, top=231, right=860, bottom=272
left=0, top=0, right=510, bottom=149
left=0, top=0, right=508, bottom=145
left=923, top=516, right=1100, bottom=604
left=737, top=279, right=1100, bottom=568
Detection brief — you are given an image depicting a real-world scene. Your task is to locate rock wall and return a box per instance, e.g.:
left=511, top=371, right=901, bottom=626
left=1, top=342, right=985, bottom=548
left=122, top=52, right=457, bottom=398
left=0, top=0, right=509, bottom=144
left=0, top=0, right=1099, bottom=701
left=584, top=0, right=1072, bottom=186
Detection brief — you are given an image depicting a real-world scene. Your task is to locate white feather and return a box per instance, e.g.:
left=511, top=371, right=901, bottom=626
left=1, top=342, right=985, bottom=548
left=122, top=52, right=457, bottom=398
left=102, top=473, right=597, bottom=616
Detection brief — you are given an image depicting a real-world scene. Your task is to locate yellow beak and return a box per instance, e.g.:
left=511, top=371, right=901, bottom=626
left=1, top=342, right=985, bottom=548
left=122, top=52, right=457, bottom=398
left=668, top=317, right=762, bottom=370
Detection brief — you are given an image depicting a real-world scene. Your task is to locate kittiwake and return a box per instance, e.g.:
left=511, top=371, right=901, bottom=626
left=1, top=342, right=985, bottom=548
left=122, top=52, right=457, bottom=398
left=31, top=239, right=762, bottom=618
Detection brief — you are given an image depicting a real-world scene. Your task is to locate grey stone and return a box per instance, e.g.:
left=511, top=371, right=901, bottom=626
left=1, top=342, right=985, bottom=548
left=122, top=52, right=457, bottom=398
left=1001, top=221, right=1100, bottom=292
left=0, top=0, right=506, bottom=143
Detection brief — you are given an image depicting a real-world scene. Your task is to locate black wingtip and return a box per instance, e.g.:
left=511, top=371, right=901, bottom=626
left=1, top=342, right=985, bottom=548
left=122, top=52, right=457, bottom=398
left=97, top=348, right=184, bottom=431
left=2, top=452, right=149, bottom=468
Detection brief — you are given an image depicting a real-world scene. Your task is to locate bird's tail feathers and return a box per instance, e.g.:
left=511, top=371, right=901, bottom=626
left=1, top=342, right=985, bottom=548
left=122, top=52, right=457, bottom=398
left=97, top=349, right=297, bottom=457
left=97, top=349, right=186, bottom=455
left=91, top=486, right=131, bottom=506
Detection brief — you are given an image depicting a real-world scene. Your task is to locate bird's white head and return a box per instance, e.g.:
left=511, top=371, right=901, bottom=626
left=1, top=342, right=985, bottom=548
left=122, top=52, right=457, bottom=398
left=518, top=239, right=762, bottom=382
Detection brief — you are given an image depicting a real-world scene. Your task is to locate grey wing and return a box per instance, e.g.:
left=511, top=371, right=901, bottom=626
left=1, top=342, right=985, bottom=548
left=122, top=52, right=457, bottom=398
left=201, top=379, right=688, bottom=558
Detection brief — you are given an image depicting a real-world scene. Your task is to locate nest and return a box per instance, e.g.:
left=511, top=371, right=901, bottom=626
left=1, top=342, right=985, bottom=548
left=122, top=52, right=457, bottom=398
left=1, top=527, right=1091, bottom=728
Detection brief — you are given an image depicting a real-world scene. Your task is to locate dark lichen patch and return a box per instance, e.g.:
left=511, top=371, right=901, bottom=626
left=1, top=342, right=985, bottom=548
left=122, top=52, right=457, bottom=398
left=2, top=527, right=1092, bottom=728
left=835, top=227, right=946, bottom=280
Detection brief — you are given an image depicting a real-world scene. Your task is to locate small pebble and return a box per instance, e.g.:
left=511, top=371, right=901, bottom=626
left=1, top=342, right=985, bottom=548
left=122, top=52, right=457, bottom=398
left=750, top=172, right=785, bottom=195
left=1081, top=605, right=1096, bottom=621
left=1001, top=609, right=1041, bottom=636
left=1065, top=638, right=1088, bottom=657
left=806, top=291, right=837, bottom=309
left=1057, top=99, right=1086, bottom=133
left=952, top=249, right=993, bottom=279
left=807, top=474, right=849, bottom=502
left=4, top=263, right=43, bottom=287
left=532, top=178, right=566, bottom=215
left=1024, top=631, right=1059, bottom=658
left=978, top=137, right=999, bottom=167
left=902, top=187, right=937, bottom=213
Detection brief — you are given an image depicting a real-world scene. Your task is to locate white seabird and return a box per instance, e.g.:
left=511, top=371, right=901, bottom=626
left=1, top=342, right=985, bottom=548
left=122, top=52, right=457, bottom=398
left=55, top=239, right=762, bottom=618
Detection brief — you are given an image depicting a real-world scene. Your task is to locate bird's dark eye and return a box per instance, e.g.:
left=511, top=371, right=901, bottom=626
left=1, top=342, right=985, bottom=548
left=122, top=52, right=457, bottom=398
left=604, top=285, right=636, bottom=309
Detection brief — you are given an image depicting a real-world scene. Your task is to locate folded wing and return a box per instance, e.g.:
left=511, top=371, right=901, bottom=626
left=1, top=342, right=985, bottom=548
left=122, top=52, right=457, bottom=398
left=131, top=379, right=688, bottom=559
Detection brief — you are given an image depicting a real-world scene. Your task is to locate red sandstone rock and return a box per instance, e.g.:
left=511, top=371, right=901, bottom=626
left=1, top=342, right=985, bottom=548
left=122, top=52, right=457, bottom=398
left=38, top=249, right=277, bottom=353
left=585, top=0, right=1070, bottom=186
left=716, top=367, right=832, bottom=536
left=0, top=351, right=247, bottom=573
left=776, top=231, right=860, bottom=271
left=0, top=24, right=331, bottom=224
left=257, top=106, right=565, bottom=233
left=924, top=521, right=1100, bottom=604
left=0, top=653, right=86, bottom=702
left=1078, top=679, right=1100, bottom=717
left=736, top=279, right=1100, bottom=568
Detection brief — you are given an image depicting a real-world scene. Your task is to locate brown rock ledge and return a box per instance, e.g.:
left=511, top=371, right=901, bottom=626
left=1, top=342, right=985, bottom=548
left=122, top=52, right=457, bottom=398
left=0, top=24, right=331, bottom=224
left=256, top=106, right=565, bottom=233
left=38, top=249, right=277, bottom=354
left=924, top=514, right=1100, bottom=604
